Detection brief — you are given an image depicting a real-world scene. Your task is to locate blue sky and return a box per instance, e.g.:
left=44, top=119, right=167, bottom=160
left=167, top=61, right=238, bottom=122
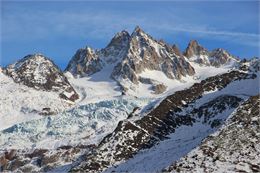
left=1, top=1, right=259, bottom=69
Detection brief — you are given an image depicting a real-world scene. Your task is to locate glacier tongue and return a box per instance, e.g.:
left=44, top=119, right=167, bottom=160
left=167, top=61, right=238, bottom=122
left=0, top=98, right=150, bottom=150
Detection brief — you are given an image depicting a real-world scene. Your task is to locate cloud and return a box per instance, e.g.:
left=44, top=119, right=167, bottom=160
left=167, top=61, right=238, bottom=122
left=1, top=2, right=259, bottom=49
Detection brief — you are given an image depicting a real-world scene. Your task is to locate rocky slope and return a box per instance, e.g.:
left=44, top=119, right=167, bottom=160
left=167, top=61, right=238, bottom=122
left=0, top=26, right=259, bottom=173
left=0, top=58, right=258, bottom=173
left=5, top=54, right=79, bottom=102
left=165, top=94, right=260, bottom=173
left=70, top=64, right=259, bottom=172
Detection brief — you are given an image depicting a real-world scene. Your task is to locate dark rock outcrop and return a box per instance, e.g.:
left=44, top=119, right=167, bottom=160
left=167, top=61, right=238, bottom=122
left=184, top=40, right=209, bottom=59
left=5, top=54, right=79, bottom=102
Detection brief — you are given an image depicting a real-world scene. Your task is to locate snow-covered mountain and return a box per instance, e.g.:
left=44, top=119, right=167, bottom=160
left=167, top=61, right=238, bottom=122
left=0, top=54, right=80, bottom=131
left=0, top=27, right=259, bottom=173
left=71, top=64, right=259, bottom=172
left=5, top=54, right=79, bottom=102
left=66, top=26, right=196, bottom=95
left=65, top=27, right=241, bottom=97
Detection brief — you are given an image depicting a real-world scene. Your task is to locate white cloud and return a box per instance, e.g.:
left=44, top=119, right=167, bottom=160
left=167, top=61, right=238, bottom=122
left=2, top=6, right=259, bottom=48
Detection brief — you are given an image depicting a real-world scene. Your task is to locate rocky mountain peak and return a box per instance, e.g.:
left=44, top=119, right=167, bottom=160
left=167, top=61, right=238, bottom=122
left=184, top=41, right=238, bottom=67
left=111, top=27, right=195, bottom=88
left=6, top=54, right=79, bottom=102
left=131, top=26, right=151, bottom=40
left=107, top=30, right=130, bottom=48
left=184, top=40, right=209, bottom=58
left=208, top=48, right=238, bottom=67
left=172, top=44, right=182, bottom=57
left=65, top=46, right=102, bottom=76
left=132, top=25, right=143, bottom=34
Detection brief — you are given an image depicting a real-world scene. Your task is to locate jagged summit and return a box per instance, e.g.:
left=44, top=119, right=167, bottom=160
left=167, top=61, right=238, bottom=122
left=66, top=27, right=194, bottom=84
left=209, top=48, right=239, bottom=67
left=107, top=30, right=130, bottom=48
left=6, top=54, right=79, bottom=102
left=65, top=27, right=241, bottom=95
left=184, top=40, right=209, bottom=58
left=111, top=27, right=195, bottom=86
left=65, top=46, right=101, bottom=76
left=184, top=40, right=238, bottom=67
left=132, top=25, right=144, bottom=35
left=65, top=29, right=131, bottom=77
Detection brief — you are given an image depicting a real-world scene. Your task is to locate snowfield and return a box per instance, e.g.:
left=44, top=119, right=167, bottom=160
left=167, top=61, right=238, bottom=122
left=0, top=71, right=73, bottom=131
left=0, top=64, right=251, bottom=150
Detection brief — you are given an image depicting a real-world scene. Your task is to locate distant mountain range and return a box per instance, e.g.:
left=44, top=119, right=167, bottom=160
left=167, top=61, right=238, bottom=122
left=0, top=26, right=259, bottom=173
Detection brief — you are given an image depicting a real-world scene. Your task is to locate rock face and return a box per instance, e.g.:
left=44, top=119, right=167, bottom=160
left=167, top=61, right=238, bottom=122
left=209, top=48, right=238, bottom=67
left=70, top=69, right=257, bottom=172
left=66, top=26, right=195, bottom=87
left=65, top=31, right=130, bottom=77
left=65, top=47, right=102, bottom=76
left=184, top=40, right=209, bottom=59
left=111, top=26, right=195, bottom=84
left=166, top=94, right=260, bottom=173
left=5, top=54, right=79, bottom=102
left=184, top=40, right=238, bottom=67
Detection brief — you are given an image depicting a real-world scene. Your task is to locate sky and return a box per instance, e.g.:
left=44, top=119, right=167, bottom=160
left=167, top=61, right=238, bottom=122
left=1, top=0, right=259, bottom=69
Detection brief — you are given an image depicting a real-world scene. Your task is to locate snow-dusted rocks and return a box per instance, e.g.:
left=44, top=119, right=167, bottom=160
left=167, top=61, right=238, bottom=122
left=70, top=68, right=258, bottom=172
left=165, top=95, right=260, bottom=173
left=65, top=46, right=102, bottom=76
left=209, top=48, right=238, bottom=67
left=1, top=26, right=259, bottom=173
left=184, top=40, right=238, bottom=67
left=5, top=54, right=79, bottom=102
left=111, top=26, right=195, bottom=85
left=65, top=30, right=130, bottom=77
left=66, top=26, right=195, bottom=95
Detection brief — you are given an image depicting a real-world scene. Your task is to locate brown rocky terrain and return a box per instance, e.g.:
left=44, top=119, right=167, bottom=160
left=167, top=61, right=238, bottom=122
left=5, top=54, right=79, bottom=102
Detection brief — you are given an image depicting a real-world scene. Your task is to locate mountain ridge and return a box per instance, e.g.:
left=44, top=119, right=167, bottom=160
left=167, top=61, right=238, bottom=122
left=0, top=26, right=259, bottom=173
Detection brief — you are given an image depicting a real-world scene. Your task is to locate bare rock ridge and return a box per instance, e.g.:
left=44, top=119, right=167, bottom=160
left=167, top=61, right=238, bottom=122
left=184, top=40, right=238, bottom=67
left=66, top=26, right=239, bottom=89
left=65, top=46, right=102, bottom=76
left=111, top=26, right=195, bottom=84
left=184, top=40, right=209, bottom=59
left=65, top=30, right=130, bottom=77
left=66, top=26, right=196, bottom=84
left=5, top=54, right=79, bottom=102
